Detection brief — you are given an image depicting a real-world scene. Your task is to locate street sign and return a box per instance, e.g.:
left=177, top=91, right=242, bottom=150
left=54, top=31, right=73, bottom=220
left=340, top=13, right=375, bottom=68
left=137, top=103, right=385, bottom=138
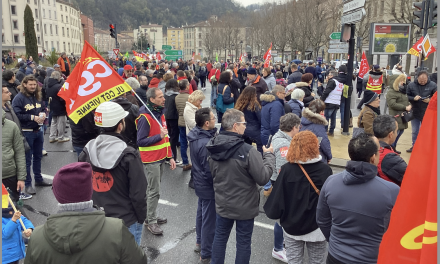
left=164, top=50, right=183, bottom=56
left=421, top=34, right=432, bottom=56
left=341, top=8, right=366, bottom=24
left=113, top=49, right=119, bottom=57
left=164, top=55, right=182, bottom=61
left=329, top=43, right=349, bottom=49
left=328, top=48, right=349, bottom=54
left=162, top=45, right=172, bottom=50
left=330, top=39, right=344, bottom=44
left=343, top=0, right=366, bottom=13
left=330, top=32, right=341, bottom=39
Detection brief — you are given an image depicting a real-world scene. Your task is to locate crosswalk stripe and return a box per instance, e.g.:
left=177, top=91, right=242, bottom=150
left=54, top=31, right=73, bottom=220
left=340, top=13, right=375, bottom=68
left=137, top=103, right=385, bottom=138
left=254, top=221, right=275, bottom=230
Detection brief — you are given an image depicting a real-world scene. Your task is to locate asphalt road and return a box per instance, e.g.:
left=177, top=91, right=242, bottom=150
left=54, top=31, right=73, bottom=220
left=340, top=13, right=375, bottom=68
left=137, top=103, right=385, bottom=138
left=23, top=80, right=346, bottom=264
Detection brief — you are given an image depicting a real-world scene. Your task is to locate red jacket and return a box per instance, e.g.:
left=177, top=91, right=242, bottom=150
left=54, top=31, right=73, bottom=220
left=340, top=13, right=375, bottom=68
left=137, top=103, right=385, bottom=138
left=206, top=63, right=212, bottom=72
left=208, top=68, right=220, bottom=83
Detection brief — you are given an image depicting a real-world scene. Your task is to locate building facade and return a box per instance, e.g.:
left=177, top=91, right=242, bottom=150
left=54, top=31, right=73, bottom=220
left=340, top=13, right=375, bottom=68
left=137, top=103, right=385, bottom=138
left=118, top=33, right=134, bottom=52
left=94, top=28, right=113, bottom=52
left=133, top=23, right=163, bottom=52
left=56, top=0, right=83, bottom=56
left=39, top=0, right=59, bottom=54
left=81, top=14, right=94, bottom=46
left=167, top=27, right=184, bottom=50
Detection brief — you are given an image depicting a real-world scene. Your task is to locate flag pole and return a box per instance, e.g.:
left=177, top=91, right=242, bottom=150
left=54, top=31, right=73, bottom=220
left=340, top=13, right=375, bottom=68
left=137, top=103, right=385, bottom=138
left=8, top=196, right=26, bottom=230
left=130, top=88, right=164, bottom=129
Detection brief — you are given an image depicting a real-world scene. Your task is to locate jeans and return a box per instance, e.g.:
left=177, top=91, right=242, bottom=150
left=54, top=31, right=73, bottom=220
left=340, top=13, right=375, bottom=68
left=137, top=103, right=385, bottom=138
left=211, top=214, right=255, bottom=264
left=200, top=76, right=206, bottom=88
left=73, top=146, right=84, bottom=157
left=211, top=84, right=218, bottom=107
left=217, top=111, right=224, bottom=126
left=263, top=181, right=272, bottom=191
left=49, top=115, right=66, bottom=140
left=391, top=129, right=404, bottom=149
left=23, top=130, right=44, bottom=187
left=411, top=119, right=422, bottom=146
left=196, top=198, right=216, bottom=259
left=143, top=162, right=164, bottom=224
left=274, top=222, right=284, bottom=251
left=340, top=98, right=352, bottom=128
left=324, top=107, right=338, bottom=134
left=128, top=222, right=143, bottom=245
left=178, top=126, right=189, bottom=165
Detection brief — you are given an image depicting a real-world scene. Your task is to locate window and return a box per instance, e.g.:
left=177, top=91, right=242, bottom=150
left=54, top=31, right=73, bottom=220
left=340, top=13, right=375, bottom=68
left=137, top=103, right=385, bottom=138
left=61, top=15, right=63, bottom=22
left=13, top=20, right=18, bottom=29
left=373, top=4, right=377, bottom=17
left=199, top=41, right=202, bottom=47
left=11, top=5, right=16, bottom=15
left=2, top=34, right=4, bottom=43
left=35, top=9, right=38, bottom=18
left=48, top=0, right=50, bottom=4
left=54, top=11, right=56, bottom=19
left=66, top=16, right=68, bottom=23
left=45, top=41, right=48, bottom=48
left=44, top=24, right=47, bottom=34
left=62, top=27, right=64, bottom=36
left=43, top=9, right=45, bottom=18
left=60, top=5, right=62, bottom=11
left=38, top=37, right=41, bottom=44
left=68, top=43, right=70, bottom=52
left=51, top=41, right=54, bottom=50
left=63, top=42, right=66, bottom=51
left=42, top=0, right=44, bottom=3
left=65, top=6, right=67, bottom=11
left=50, top=24, right=53, bottom=35
left=67, top=28, right=69, bottom=37
left=36, top=23, right=39, bottom=31
left=55, top=25, right=58, bottom=35
left=57, top=41, right=59, bottom=51
left=34, top=0, right=37, bottom=4
left=199, top=33, right=202, bottom=39
left=14, top=34, right=19, bottom=43
left=27, top=0, right=30, bottom=3
left=49, top=10, right=51, bottom=19
left=380, top=1, right=384, bottom=15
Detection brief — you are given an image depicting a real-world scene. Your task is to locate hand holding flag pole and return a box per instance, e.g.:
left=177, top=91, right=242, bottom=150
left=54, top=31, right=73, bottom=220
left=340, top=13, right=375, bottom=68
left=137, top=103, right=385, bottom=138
left=2, top=184, right=26, bottom=230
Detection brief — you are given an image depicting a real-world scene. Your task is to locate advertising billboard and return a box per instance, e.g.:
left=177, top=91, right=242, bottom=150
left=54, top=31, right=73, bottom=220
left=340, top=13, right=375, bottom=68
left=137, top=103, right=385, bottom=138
left=368, top=23, right=412, bottom=55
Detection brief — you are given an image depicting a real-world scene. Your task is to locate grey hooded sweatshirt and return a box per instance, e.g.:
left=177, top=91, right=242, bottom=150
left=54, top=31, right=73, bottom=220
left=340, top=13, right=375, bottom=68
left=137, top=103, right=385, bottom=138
left=270, top=129, right=292, bottom=182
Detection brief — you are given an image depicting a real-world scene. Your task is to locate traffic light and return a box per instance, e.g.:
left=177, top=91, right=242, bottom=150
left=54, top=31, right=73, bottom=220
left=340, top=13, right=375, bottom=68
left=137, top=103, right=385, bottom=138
left=109, top=24, right=116, bottom=38
left=147, top=43, right=150, bottom=50
left=428, top=0, right=437, bottom=28
left=248, top=53, right=251, bottom=60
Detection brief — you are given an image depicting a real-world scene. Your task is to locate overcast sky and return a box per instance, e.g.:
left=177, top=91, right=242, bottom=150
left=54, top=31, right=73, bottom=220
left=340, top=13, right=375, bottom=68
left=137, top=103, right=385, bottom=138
left=238, top=0, right=271, bottom=7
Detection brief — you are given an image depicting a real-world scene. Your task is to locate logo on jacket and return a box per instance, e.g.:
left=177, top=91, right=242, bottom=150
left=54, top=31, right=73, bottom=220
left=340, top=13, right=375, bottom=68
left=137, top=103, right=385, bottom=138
left=280, top=147, right=288, bottom=158
left=92, top=171, right=114, bottom=192
left=94, top=112, right=103, bottom=126
left=24, top=103, right=41, bottom=111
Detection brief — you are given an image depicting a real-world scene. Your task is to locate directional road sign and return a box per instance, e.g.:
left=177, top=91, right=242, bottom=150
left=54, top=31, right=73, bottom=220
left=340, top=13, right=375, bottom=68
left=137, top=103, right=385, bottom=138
left=162, top=45, right=172, bottom=50
left=341, top=8, right=366, bottom=24
left=329, top=43, right=349, bottom=49
left=165, top=55, right=182, bottom=61
left=328, top=48, right=349, bottom=54
left=343, top=0, right=366, bottom=13
left=113, top=49, right=119, bottom=56
left=330, top=39, right=344, bottom=44
left=330, top=32, right=341, bottom=39
left=164, top=50, right=183, bottom=56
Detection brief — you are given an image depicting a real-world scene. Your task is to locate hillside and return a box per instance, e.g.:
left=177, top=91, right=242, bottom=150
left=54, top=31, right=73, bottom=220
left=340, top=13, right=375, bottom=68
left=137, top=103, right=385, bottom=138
left=73, top=0, right=247, bottom=31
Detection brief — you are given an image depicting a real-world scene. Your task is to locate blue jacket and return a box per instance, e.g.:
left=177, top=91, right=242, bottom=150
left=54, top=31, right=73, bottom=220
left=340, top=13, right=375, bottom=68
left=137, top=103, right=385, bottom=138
left=2, top=215, right=34, bottom=263
left=25, top=66, right=34, bottom=76
left=260, top=93, right=285, bottom=146
left=117, top=68, right=124, bottom=77
left=317, top=161, right=399, bottom=264
left=287, top=99, right=304, bottom=118
left=12, top=92, right=43, bottom=130
left=300, top=107, right=332, bottom=163
left=287, top=70, right=302, bottom=85
left=305, top=66, right=317, bottom=79
left=136, top=106, right=164, bottom=148
left=198, top=67, right=209, bottom=78
left=243, top=105, right=262, bottom=145
left=188, top=126, right=217, bottom=200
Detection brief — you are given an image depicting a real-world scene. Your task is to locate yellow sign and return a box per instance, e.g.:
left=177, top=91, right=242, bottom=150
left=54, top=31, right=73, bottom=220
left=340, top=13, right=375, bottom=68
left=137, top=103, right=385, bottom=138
left=385, top=44, right=396, bottom=53
left=421, top=34, right=432, bottom=56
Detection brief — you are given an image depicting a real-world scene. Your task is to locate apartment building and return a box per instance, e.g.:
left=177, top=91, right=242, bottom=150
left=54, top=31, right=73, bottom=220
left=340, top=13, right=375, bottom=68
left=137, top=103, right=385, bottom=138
left=81, top=14, right=94, bottom=45
left=118, top=33, right=134, bottom=52
left=133, top=23, right=163, bottom=52
left=56, top=0, right=83, bottom=55
left=167, top=27, right=184, bottom=50
left=94, top=28, right=113, bottom=52
left=39, top=0, right=59, bottom=53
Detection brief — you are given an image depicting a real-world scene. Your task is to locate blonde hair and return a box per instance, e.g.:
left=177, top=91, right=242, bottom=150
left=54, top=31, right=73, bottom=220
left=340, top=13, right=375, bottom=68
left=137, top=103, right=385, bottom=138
left=188, top=90, right=205, bottom=103
left=392, top=74, right=407, bottom=91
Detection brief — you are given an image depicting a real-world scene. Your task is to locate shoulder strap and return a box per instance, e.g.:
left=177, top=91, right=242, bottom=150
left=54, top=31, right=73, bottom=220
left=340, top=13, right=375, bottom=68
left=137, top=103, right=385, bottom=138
left=222, top=85, right=229, bottom=95
left=298, top=164, right=320, bottom=195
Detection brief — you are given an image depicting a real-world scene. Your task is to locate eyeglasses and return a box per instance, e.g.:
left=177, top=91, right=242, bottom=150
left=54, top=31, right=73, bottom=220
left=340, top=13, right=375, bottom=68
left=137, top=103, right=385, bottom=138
left=210, top=117, right=216, bottom=120
left=236, top=122, right=247, bottom=126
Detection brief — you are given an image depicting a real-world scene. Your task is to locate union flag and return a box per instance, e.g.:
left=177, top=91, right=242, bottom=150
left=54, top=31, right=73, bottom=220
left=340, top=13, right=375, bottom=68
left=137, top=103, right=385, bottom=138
left=264, top=43, right=272, bottom=68
left=408, top=36, right=436, bottom=60
left=358, top=51, right=369, bottom=79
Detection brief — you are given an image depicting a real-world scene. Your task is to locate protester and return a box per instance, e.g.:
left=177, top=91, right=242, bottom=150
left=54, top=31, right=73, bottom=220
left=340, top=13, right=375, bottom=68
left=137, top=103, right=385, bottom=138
left=216, top=72, right=235, bottom=124
left=164, top=79, right=181, bottom=165
left=2, top=70, right=21, bottom=101
left=261, top=85, right=286, bottom=147
left=238, top=63, right=248, bottom=88
left=206, top=109, right=275, bottom=264
left=56, top=52, right=71, bottom=77
left=136, top=75, right=149, bottom=105
left=46, top=71, right=69, bottom=143
left=235, top=86, right=263, bottom=153
left=297, top=73, right=315, bottom=107
left=320, top=69, right=342, bottom=136
left=157, top=72, right=167, bottom=93
left=265, top=131, right=332, bottom=264
left=246, top=67, right=268, bottom=103
left=184, top=90, right=205, bottom=134
left=2, top=86, right=22, bottom=131
left=12, top=76, right=52, bottom=195
left=317, top=133, right=399, bottom=264
left=15, top=62, right=27, bottom=83
left=227, top=66, right=241, bottom=104
left=133, top=64, right=144, bottom=77
left=187, top=108, right=218, bottom=264
left=113, top=91, right=140, bottom=149
left=122, top=65, right=137, bottom=80
left=300, top=99, right=332, bottom=164
left=406, top=70, right=437, bottom=152
left=175, top=79, right=192, bottom=171
left=187, top=70, right=198, bottom=92
left=386, top=74, right=411, bottom=153
left=208, top=63, right=221, bottom=108
left=198, top=63, right=208, bottom=90
left=287, top=88, right=305, bottom=118
left=136, top=88, right=176, bottom=235
left=357, top=90, right=380, bottom=135
left=373, top=115, right=407, bottom=186
left=262, top=67, right=276, bottom=92
left=275, top=71, right=287, bottom=88
left=24, top=162, right=148, bottom=263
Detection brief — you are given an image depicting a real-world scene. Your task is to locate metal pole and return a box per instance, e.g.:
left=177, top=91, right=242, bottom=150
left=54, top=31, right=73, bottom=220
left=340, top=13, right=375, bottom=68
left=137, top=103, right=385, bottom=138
left=356, top=36, right=362, bottom=69
left=342, top=24, right=356, bottom=135
left=420, top=0, right=430, bottom=69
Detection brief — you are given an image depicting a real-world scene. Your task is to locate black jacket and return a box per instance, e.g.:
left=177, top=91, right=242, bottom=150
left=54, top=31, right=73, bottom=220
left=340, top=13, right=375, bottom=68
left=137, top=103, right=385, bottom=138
left=135, top=85, right=148, bottom=106
left=46, top=78, right=67, bottom=116
left=430, top=72, right=437, bottom=84
left=79, top=132, right=147, bottom=227
left=287, top=70, right=302, bottom=85
left=164, top=91, right=179, bottom=120
left=237, top=68, right=247, bottom=88
left=378, top=141, right=407, bottom=186
left=320, top=73, right=347, bottom=109
left=265, top=161, right=332, bottom=236
left=69, top=111, right=100, bottom=148
left=295, top=82, right=315, bottom=107
left=407, top=78, right=437, bottom=120
left=11, top=92, right=43, bottom=130
left=15, top=68, right=25, bottom=83
left=230, top=77, right=241, bottom=104
left=2, top=79, right=20, bottom=101
left=113, top=97, right=139, bottom=149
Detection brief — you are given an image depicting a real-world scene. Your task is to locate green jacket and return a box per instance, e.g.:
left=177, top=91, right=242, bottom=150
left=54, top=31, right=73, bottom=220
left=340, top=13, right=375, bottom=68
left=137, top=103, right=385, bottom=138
left=386, top=88, right=410, bottom=130
left=24, top=210, right=148, bottom=264
left=2, top=110, right=26, bottom=181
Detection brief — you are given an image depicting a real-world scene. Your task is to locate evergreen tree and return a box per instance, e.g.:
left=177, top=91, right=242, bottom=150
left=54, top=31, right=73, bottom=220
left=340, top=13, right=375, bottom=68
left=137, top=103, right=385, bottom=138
left=24, top=5, right=39, bottom=64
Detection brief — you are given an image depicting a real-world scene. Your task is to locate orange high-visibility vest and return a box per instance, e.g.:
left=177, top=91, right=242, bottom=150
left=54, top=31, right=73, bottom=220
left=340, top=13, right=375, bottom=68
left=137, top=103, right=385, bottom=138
left=135, top=113, right=172, bottom=163
left=366, top=75, right=383, bottom=94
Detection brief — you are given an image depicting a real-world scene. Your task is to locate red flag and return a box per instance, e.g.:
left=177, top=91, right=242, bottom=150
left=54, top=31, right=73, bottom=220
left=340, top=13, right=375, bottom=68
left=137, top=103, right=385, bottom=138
left=58, top=41, right=132, bottom=124
left=263, top=43, right=272, bottom=68
left=377, top=92, right=437, bottom=263
left=358, top=51, right=369, bottom=79
left=2, top=184, right=9, bottom=208
left=156, top=52, right=162, bottom=61
left=192, top=51, right=195, bottom=60
left=408, top=36, right=437, bottom=60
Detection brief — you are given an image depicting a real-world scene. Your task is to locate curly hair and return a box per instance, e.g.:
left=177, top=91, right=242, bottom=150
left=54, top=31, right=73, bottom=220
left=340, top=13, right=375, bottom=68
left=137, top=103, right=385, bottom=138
left=286, top=131, right=320, bottom=163
left=235, top=86, right=261, bottom=112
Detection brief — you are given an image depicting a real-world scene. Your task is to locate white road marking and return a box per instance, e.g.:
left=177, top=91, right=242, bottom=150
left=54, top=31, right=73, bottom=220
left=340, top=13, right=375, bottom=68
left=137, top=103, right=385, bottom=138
left=254, top=221, right=275, bottom=230
left=42, top=174, right=54, bottom=180
left=158, top=199, right=179, bottom=207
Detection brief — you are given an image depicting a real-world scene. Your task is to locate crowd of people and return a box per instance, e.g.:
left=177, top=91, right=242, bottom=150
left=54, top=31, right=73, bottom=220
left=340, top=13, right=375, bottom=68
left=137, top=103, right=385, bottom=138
left=1, top=53, right=436, bottom=264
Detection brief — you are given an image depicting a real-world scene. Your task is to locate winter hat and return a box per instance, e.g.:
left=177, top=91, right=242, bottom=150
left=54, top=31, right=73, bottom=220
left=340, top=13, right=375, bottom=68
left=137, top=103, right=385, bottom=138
left=363, top=90, right=379, bottom=105
left=123, top=65, right=133, bottom=71
left=247, top=68, right=257, bottom=75
left=53, top=64, right=60, bottom=68
left=338, top=65, right=347, bottom=74
left=149, top=77, right=160, bottom=88
left=52, top=162, right=93, bottom=204
left=373, top=65, right=380, bottom=70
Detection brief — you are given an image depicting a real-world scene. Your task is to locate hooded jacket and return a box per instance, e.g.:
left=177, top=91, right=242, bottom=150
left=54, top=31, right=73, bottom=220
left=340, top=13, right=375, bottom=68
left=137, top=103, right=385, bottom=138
left=270, top=130, right=292, bottom=182
left=79, top=133, right=147, bottom=227
left=113, top=97, right=139, bottom=149
left=263, top=73, right=276, bottom=92
left=2, top=79, right=20, bottom=101
left=46, top=78, right=67, bottom=116
left=295, top=82, right=315, bottom=107
left=24, top=210, right=147, bottom=264
left=316, top=161, right=399, bottom=264
left=407, top=78, right=437, bottom=121
left=206, top=131, right=275, bottom=220
left=183, top=101, right=199, bottom=134
left=69, top=111, right=100, bottom=148
left=248, top=75, right=269, bottom=103
left=2, top=111, right=26, bottom=181
left=25, top=66, right=34, bottom=76
left=300, top=108, right=332, bottom=163
left=164, top=90, right=179, bottom=120
left=260, top=93, right=285, bottom=146
left=15, top=67, right=26, bottom=83
left=188, top=126, right=217, bottom=200
left=12, top=91, right=43, bottom=131
left=321, top=73, right=347, bottom=109
left=3, top=213, right=34, bottom=263
left=287, top=99, right=304, bottom=118
left=287, top=70, right=303, bottom=85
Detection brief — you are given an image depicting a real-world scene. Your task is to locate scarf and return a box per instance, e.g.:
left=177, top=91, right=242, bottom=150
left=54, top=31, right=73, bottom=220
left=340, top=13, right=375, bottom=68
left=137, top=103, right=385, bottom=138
left=147, top=100, right=164, bottom=113
left=366, top=104, right=381, bottom=116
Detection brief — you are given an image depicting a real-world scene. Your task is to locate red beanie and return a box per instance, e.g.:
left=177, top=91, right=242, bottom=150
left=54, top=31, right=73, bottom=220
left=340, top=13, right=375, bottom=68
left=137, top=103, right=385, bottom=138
left=123, top=65, right=133, bottom=71
left=149, top=78, right=160, bottom=88
left=52, top=162, right=93, bottom=204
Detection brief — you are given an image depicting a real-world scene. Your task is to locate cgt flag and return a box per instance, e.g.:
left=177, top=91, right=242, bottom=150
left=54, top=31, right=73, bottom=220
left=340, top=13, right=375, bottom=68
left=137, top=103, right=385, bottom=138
left=408, top=36, right=436, bottom=60
left=2, top=184, right=9, bottom=208
left=377, top=92, right=438, bottom=264
left=264, top=43, right=272, bottom=68
left=156, top=52, right=162, bottom=61
left=358, top=51, right=369, bottom=79
left=58, top=41, right=132, bottom=124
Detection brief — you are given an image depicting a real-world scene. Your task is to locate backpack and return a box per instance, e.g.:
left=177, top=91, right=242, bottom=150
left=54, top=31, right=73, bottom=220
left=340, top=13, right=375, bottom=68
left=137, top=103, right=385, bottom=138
left=210, top=70, right=219, bottom=85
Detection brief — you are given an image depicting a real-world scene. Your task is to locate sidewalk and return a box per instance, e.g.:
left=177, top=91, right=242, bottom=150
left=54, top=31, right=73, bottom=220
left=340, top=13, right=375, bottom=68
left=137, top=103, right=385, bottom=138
left=328, top=117, right=412, bottom=168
